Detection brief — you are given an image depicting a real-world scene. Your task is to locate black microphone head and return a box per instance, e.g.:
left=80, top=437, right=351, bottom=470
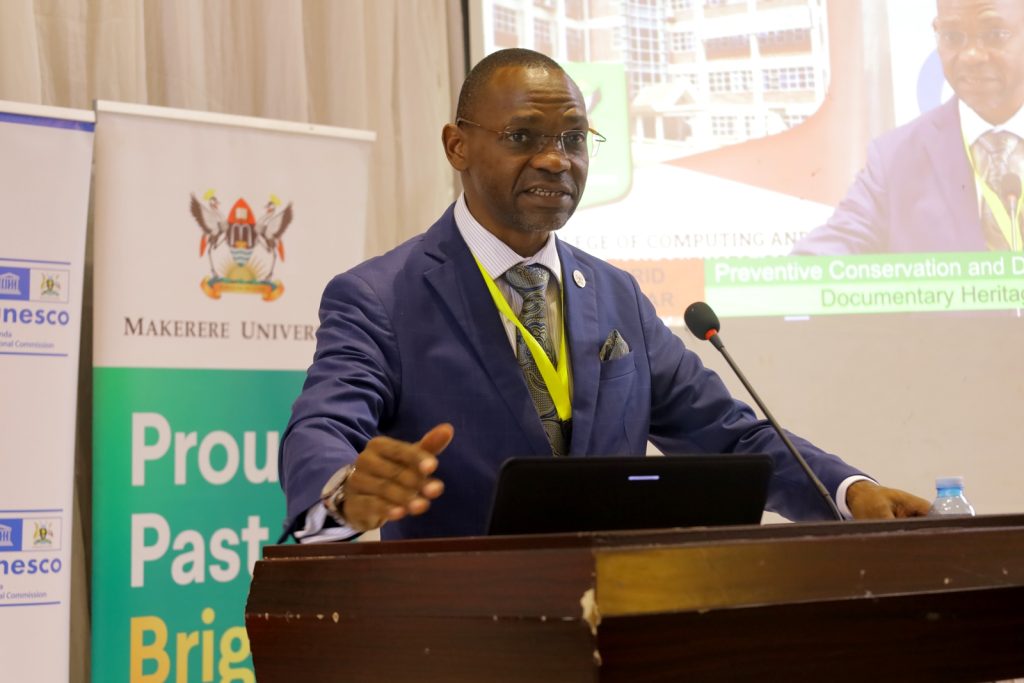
left=1000, top=172, right=1021, bottom=201
left=684, top=301, right=720, bottom=341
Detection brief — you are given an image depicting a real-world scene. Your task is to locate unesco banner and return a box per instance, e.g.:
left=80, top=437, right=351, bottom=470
left=0, top=101, right=94, bottom=683
left=91, top=102, right=373, bottom=682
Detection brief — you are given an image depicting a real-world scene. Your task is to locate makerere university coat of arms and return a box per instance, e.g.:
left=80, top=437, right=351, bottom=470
left=189, top=190, right=294, bottom=301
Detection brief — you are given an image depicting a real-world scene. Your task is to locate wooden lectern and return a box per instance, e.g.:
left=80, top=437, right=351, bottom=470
left=246, top=515, right=1024, bottom=682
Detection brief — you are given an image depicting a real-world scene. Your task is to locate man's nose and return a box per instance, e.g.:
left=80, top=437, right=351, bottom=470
left=959, top=41, right=991, bottom=65
left=531, top=138, right=572, bottom=172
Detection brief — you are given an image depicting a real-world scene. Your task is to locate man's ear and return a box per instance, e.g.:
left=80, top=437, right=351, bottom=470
left=442, top=123, right=469, bottom=171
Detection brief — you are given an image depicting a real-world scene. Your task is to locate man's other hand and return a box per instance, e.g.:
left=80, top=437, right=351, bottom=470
left=846, top=480, right=931, bottom=520
left=342, top=423, right=454, bottom=532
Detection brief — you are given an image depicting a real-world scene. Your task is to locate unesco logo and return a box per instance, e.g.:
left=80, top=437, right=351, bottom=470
left=0, top=520, right=19, bottom=549
left=0, top=518, right=64, bottom=576
left=0, top=268, right=28, bottom=300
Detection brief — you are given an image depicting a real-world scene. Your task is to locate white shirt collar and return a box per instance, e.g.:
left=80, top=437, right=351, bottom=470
left=453, top=193, right=563, bottom=283
left=959, top=99, right=1024, bottom=145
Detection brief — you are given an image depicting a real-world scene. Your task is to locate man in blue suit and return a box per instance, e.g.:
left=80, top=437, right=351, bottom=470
left=280, top=48, right=929, bottom=542
left=794, top=0, right=1024, bottom=254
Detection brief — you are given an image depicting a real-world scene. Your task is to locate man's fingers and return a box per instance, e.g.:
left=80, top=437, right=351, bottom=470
left=355, top=454, right=427, bottom=490
left=378, top=479, right=445, bottom=523
left=421, top=478, right=444, bottom=500
left=352, top=472, right=426, bottom=509
left=355, top=476, right=444, bottom=516
left=362, top=423, right=453, bottom=477
left=893, top=490, right=931, bottom=517
left=873, top=501, right=896, bottom=519
left=363, top=434, right=434, bottom=467
left=418, top=423, right=455, bottom=457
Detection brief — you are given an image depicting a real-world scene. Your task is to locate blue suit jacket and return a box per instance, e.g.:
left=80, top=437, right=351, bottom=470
left=793, top=99, right=984, bottom=254
left=281, top=205, right=864, bottom=539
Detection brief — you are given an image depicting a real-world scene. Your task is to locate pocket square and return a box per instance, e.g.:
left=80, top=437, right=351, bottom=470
left=599, top=329, right=630, bottom=361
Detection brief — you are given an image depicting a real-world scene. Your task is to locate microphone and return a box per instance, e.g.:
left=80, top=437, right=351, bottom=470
left=999, top=173, right=1021, bottom=250
left=684, top=301, right=843, bottom=521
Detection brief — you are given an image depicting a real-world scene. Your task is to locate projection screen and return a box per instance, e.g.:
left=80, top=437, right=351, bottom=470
left=468, top=0, right=1023, bottom=514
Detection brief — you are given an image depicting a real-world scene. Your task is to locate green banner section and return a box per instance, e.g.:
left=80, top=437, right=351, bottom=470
left=705, top=252, right=1024, bottom=317
left=93, top=367, right=303, bottom=683
left=564, top=62, right=632, bottom=210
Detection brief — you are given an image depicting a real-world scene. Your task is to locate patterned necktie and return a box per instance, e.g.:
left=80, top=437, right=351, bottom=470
left=971, top=130, right=1024, bottom=250
left=504, top=264, right=568, bottom=456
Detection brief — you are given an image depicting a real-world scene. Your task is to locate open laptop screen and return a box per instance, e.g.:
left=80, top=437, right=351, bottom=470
left=487, top=454, right=772, bottom=536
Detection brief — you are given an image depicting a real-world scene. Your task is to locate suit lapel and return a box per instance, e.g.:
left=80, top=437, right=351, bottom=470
left=558, top=243, right=600, bottom=456
left=926, top=99, right=984, bottom=248
left=421, top=210, right=554, bottom=455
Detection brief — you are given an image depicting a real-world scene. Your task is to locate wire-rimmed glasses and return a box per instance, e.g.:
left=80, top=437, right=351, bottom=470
left=456, top=118, right=606, bottom=158
left=935, top=27, right=1014, bottom=52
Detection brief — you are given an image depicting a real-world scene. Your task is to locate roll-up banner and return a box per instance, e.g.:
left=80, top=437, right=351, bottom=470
left=91, top=101, right=373, bottom=682
left=0, top=101, right=94, bottom=683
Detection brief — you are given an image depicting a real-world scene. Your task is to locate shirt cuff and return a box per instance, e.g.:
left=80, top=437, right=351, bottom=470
left=836, top=475, right=876, bottom=520
left=293, top=501, right=361, bottom=543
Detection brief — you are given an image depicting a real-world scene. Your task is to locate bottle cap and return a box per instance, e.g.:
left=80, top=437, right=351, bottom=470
left=936, top=476, right=965, bottom=489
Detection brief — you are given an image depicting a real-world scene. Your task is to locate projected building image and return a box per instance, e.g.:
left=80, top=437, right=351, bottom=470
left=483, top=0, right=830, bottom=154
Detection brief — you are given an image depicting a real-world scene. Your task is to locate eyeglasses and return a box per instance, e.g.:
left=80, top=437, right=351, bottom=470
left=935, top=28, right=1014, bottom=52
left=456, top=118, right=606, bottom=158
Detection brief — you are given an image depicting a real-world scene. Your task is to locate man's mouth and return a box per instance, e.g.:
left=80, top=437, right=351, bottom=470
left=525, top=187, right=572, bottom=198
left=958, top=73, right=1000, bottom=89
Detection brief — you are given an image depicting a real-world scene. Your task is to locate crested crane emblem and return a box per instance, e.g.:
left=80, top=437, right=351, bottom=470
left=189, top=190, right=294, bottom=300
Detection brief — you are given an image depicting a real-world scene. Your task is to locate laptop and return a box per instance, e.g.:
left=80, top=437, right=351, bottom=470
left=486, top=454, right=773, bottom=536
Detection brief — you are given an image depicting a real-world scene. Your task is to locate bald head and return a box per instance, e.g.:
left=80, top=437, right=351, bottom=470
left=457, top=48, right=567, bottom=122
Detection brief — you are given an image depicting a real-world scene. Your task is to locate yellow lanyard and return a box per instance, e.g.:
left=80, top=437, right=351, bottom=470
left=962, top=132, right=1024, bottom=250
left=473, top=256, right=572, bottom=421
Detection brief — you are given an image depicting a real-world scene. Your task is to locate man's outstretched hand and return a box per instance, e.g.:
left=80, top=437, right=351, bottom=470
left=341, top=423, right=454, bottom=532
left=846, top=480, right=931, bottom=520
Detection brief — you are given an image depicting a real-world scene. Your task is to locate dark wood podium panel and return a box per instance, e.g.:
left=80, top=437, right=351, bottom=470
left=246, top=515, right=1024, bottom=682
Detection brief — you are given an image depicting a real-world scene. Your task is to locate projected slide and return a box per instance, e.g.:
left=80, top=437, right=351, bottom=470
left=473, top=0, right=1024, bottom=323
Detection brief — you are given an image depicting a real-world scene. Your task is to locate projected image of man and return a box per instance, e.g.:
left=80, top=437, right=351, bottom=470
left=793, top=0, right=1024, bottom=254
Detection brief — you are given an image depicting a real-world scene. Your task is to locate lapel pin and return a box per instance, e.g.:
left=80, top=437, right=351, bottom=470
left=573, top=269, right=586, bottom=288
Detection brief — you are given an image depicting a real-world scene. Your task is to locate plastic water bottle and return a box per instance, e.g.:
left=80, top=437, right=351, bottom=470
left=929, top=476, right=975, bottom=516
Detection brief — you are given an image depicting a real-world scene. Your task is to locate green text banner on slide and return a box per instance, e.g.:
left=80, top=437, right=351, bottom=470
left=0, top=101, right=94, bottom=683
left=91, top=101, right=373, bottom=682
